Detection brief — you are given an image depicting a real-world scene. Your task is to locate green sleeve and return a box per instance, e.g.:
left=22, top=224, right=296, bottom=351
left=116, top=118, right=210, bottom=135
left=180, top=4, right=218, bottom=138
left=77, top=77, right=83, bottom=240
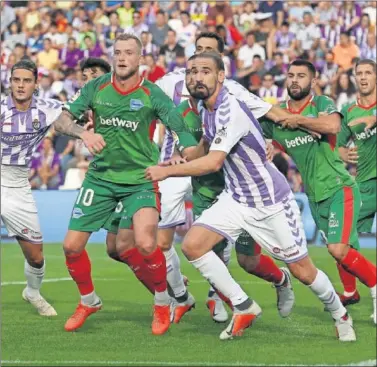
left=338, top=106, right=352, bottom=147
left=167, top=107, right=198, bottom=151
left=317, top=95, right=342, bottom=116
left=64, top=80, right=95, bottom=120
left=150, top=85, right=176, bottom=125
left=260, top=119, right=274, bottom=139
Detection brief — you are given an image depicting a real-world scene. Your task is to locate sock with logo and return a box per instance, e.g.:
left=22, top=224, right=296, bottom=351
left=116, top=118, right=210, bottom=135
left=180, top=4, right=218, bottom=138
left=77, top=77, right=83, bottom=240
left=336, top=262, right=357, bottom=295
left=144, top=247, right=170, bottom=305
left=190, top=251, right=250, bottom=307
left=248, top=254, right=285, bottom=285
left=24, top=259, right=45, bottom=299
left=119, top=248, right=154, bottom=294
left=164, top=247, right=187, bottom=300
left=65, top=250, right=100, bottom=306
left=309, top=269, right=347, bottom=320
left=341, top=248, right=377, bottom=288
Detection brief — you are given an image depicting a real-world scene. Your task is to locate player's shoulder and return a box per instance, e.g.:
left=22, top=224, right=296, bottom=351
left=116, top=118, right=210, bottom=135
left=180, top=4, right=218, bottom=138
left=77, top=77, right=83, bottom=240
left=90, top=73, right=112, bottom=90
left=142, top=78, right=168, bottom=98
left=312, top=94, right=335, bottom=106
left=175, top=99, right=190, bottom=114
left=223, top=78, right=247, bottom=94
left=342, top=100, right=358, bottom=114
left=1, top=96, right=8, bottom=107
left=155, top=68, right=185, bottom=86
left=34, top=97, right=62, bottom=111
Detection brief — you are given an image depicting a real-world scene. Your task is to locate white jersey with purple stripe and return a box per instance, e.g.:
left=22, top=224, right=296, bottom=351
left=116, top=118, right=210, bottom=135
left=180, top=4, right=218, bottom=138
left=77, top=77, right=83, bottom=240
left=199, top=87, right=290, bottom=208
left=1, top=95, right=62, bottom=187
left=155, top=69, right=272, bottom=162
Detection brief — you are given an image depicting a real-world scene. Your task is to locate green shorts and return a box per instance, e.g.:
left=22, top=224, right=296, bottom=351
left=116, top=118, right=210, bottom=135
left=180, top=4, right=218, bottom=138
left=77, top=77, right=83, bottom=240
left=309, top=185, right=361, bottom=250
left=193, top=191, right=260, bottom=256
left=358, top=178, right=376, bottom=233
left=69, top=173, right=161, bottom=233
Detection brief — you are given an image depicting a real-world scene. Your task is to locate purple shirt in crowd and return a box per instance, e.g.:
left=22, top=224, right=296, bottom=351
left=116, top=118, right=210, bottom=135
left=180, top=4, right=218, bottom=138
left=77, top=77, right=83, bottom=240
left=59, top=48, right=84, bottom=69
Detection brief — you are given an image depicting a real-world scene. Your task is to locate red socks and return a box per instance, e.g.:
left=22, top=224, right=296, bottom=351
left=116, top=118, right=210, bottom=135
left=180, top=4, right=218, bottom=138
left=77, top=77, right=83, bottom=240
left=336, top=262, right=357, bottom=293
left=341, top=248, right=377, bottom=288
left=65, top=250, right=94, bottom=296
left=144, top=247, right=168, bottom=293
left=119, top=248, right=155, bottom=294
left=249, top=254, right=284, bottom=284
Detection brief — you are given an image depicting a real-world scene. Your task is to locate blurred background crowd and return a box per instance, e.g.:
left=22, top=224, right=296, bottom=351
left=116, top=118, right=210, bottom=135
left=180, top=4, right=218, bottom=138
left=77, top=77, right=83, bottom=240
left=1, top=0, right=376, bottom=192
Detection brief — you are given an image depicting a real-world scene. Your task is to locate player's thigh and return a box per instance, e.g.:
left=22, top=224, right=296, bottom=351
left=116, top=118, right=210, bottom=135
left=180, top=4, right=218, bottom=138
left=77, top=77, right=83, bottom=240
left=158, top=176, right=191, bottom=228
left=326, top=185, right=361, bottom=250
left=1, top=185, right=43, bottom=244
left=358, top=179, right=377, bottom=233
left=68, top=175, right=118, bottom=233
left=189, top=192, right=244, bottom=258
left=244, top=194, right=308, bottom=264
left=103, top=202, right=123, bottom=235
left=235, top=230, right=261, bottom=257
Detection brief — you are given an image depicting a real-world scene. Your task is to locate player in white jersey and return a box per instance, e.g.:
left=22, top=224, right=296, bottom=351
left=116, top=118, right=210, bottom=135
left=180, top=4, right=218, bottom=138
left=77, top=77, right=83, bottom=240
left=155, top=32, right=297, bottom=323
left=146, top=52, right=356, bottom=342
left=1, top=60, right=105, bottom=317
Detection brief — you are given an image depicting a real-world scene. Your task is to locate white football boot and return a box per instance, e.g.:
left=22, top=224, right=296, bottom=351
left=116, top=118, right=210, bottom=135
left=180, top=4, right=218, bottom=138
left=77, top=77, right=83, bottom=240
left=335, top=313, right=356, bottom=342
left=22, top=288, right=57, bottom=316
left=206, top=292, right=229, bottom=323
left=275, top=267, right=295, bottom=317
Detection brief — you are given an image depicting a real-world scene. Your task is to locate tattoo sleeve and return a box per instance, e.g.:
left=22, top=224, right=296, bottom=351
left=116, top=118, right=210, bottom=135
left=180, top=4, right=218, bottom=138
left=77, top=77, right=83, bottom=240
left=53, top=110, right=85, bottom=138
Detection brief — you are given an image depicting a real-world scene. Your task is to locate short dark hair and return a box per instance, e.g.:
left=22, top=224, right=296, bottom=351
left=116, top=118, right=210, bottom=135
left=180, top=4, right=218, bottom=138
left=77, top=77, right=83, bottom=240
left=355, top=59, right=377, bottom=73
left=180, top=11, right=190, bottom=18
left=341, top=30, right=351, bottom=38
left=273, top=52, right=283, bottom=58
left=80, top=58, right=111, bottom=74
left=246, top=30, right=255, bottom=38
left=188, top=52, right=225, bottom=72
left=68, top=37, right=76, bottom=43
left=253, top=54, right=262, bottom=61
left=263, top=72, right=274, bottom=80
left=282, top=21, right=290, bottom=27
left=288, top=59, right=317, bottom=76
left=11, top=60, right=38, bottom=81
left=156, top=10, right=165, bottom=16
left=195, top=32, right=225, bottom=53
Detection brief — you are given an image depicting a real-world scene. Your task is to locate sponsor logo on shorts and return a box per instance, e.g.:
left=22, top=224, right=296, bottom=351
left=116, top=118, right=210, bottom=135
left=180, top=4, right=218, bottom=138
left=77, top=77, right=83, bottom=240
left=329, top=212, right=339, bottom=228
left=100, top=116, right=140, bottom=131
left=285, top=135, right=317, bottom=148
left=130, top=99, right=144, bottom=111
left=22, top=228, right=29, bottom=235
left=355, top=127, right=376, bottom=140
left=72, top=207, right=84, bottom=219
left=284, top=250, right=299, bottom=258
left=273, top=247, right=281, bottom=254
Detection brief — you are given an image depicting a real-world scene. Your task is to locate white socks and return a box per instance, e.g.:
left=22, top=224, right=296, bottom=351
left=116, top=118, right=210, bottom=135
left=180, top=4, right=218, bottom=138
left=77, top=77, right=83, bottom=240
left=309, top=269, right=346, bottom=320
left=24, top=260, right=45, bottom=299
left=164, top=247, right=187, bottom=298
left=81, top=291, right=101, bottom=306
left=190, top=251, right=249, bottom=307
left=223, top=241, right=232, bottom=266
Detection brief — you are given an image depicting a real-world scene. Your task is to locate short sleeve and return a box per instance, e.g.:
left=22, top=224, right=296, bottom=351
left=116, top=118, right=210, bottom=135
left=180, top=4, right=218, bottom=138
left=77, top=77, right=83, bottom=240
left=260, top=119, right=274, bottom=139
left=317, top=95, right=341, bottom=116
left=39, top=99, right=63, bottom=127
left=150, top=84, right=176, bottom=124
left=64, top=80, right=95, bottom=120
left=338, top=106, right=352, bottom=147
left=209, top=102, right=250, bottom=154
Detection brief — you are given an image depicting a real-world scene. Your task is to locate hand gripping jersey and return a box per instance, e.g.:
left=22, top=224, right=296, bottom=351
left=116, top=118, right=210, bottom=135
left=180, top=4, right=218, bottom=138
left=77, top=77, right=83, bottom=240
left=155, top=68, right=272, bottom=162
left=65, top=73, right=195, bottom=185
left=339, top=100, right=376, bottom=183
left=261, top=95, right=355, bottom=202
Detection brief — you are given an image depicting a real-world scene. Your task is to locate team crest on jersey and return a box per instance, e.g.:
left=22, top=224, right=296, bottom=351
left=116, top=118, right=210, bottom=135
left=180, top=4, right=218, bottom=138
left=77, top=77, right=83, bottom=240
left=130, top=99, right=144, bottom=111
left=32, top=118, right=40, bottom=130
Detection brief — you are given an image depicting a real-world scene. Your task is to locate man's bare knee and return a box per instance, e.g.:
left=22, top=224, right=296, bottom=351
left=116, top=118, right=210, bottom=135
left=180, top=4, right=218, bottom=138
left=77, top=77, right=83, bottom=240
left=287, top=257, right=317, bottom=285
left=63, top=231, right=89, bottom=255
left=327, top=243, right=349, bottom=262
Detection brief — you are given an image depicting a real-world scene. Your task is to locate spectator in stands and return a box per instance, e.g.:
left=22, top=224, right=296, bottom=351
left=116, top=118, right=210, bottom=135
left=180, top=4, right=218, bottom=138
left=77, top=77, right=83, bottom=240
left=237, top=1, right=257, bottom=34
left=271, top=21, right=295, bottom=60
left=30, top=137, right=62, bottom=190
left=363, top=1, right=377, bottom=28
left=338, top=1, right=362, bottom=32
left=333, top=31, right=360, bottom=72
left=44, top=22, right=68, bottom=50
left=352, top=14, right=372, bottom=49
left=78, top=20, right=97, bottom=50
left=318, top=51, right=339, bottom=96
left=103, top=1, right=123, bottom=13
left=37, top=38, right=59, bottom=70
left=13, top=43, right=26, bottom=63
left=176, top=11, right=197, bottom=49
left=117, top=1, right=135, bottom=29
left=94, top=6, right=110, bottom=27
left=258, top=1, right=284, bottom=28
left=189, top=1, right=208, bottom=26
left=237, top=31, right=266, bottom=71
left=104, top=12, right=123, bottom=49
left=140, top=31, right=158, bottom=58
left=83, top=36, right=104, bottom=58
left=314, top=1, right=338, bottom=26
left=25, top=1, right=41, bottom=31
left=158, top=29, right=185, bottom=69
left=297, top=12, right=321, bottom=53
left=1, top=1, right=16, bottom=39
left=72, top=6, right=88, bottom=30
left=320, top=16, right=342, bottom=51
left=39, top=73, right=54, bottom=99
left=247, top=55, right=267, bottom=94
left=254, top=13, right=274, bottom=52
left=59, top=38, right=83, bottom=70
left=269, top=52, right=287, bottom=88
left=3, top=21, right=26, bottom=52
left=259, top=72, right=285, bottom=104
left=333, top=72, right=357, bottom=111
left=361, top=32, right=377, bottom=60
left=287, top=0, right=313, bottom=34
left=207, top=2, right=233, bottom=26
left=142, top=54, right=166, bottom=82
left=149, top=10, right=171, bottom=48
left=125, top=10, right=149, bottom=38
left=26, top=24, right=45, bottom=54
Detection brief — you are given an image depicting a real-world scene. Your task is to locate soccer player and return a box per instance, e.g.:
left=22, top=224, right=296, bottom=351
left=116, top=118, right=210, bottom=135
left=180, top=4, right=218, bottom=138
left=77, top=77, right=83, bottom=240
left=167, top=58, right=295, bottom=323
left=338, top=59, right=376, bottom=320
left=80, top=57, right=112, bottom=84
left=155, top=32, right=296, bottom=322
left=54, top=34, right=195, bottom=335
left=146, top=52, right=355, bottom=341
left=0, top=60, right=101, bottom=317
left=260, top=59, right=377, bottom=325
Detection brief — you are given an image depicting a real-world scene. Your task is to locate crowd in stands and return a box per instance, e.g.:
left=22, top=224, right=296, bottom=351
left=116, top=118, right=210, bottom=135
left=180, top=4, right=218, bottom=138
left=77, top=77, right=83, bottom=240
left=1, top=1, right=376, bottom=192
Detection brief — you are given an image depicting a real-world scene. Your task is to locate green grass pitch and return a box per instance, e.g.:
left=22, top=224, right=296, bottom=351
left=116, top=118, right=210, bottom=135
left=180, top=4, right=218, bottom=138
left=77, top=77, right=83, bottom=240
left=1, top=243, right=376, bottom=366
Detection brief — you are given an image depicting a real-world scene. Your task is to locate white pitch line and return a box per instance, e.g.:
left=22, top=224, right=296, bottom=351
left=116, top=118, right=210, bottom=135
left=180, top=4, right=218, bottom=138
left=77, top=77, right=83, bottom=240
left=1, top=360, right=376, bottom=367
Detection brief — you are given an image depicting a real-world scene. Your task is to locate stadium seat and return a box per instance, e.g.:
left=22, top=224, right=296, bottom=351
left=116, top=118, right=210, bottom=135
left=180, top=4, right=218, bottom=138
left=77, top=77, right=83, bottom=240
left=59, top=168, right=83, bottom=190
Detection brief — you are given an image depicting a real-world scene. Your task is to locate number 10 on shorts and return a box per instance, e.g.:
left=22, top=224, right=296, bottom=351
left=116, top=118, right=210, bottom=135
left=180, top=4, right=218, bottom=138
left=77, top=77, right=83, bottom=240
left=76, top=188, right=95, bottom=207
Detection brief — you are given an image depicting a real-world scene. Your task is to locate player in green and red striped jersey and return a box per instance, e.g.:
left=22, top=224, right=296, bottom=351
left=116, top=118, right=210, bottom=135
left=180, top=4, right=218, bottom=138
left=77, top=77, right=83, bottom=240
left=261, top=59, right=377, bottom=324
left=53, top=34, right=197, bottom=335
left=337, top=59, right=376, bottom=313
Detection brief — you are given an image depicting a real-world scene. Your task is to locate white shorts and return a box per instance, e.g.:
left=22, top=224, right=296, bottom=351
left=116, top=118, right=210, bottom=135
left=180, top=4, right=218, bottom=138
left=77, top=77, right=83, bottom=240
left=194, top=191, right=308, bottom=263
left=1, top=185, right=42, bottom=243
left=159, top=176, right=192, bottom=229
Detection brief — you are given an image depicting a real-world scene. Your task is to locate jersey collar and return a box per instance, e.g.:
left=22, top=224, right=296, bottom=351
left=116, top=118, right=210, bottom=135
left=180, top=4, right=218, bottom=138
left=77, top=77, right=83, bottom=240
left=287, top=94, right=314, bottom=114
left=356, top=98, right=377, bottom=110
left=111, top=73, right=144, bottom=96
